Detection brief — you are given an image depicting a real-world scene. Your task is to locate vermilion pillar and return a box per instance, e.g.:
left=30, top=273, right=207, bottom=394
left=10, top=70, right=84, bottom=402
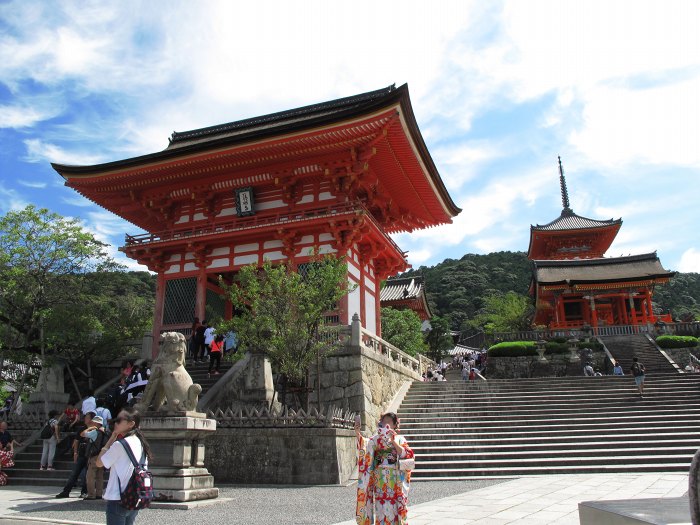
left=152, top=273, right=166, bottom=359
left=196, top=266, right=207, bottom=322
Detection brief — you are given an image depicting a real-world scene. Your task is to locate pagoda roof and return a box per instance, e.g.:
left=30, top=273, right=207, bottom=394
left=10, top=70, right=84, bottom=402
left=533, top=252, right=674, bottom=286
left=52, top=84, right=460, bottom=233
left=531, top=208, right=622, bottom=232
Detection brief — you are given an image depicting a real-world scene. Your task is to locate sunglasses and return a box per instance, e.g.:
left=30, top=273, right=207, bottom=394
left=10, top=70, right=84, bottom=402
left=113, top=417, right=133, bottom=424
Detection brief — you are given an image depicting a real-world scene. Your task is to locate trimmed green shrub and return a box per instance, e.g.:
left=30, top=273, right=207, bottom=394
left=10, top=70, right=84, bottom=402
left=545, top=342, right=569, bottom=354
left=656, top=335, right=699, bottom=349
left=488, top=341, right=536, bottom=357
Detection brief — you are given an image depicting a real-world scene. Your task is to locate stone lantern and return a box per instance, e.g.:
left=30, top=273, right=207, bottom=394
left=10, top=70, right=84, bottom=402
left=567, top=338, right=581, bottom=363
left=535, top=340, right=548, bottom=362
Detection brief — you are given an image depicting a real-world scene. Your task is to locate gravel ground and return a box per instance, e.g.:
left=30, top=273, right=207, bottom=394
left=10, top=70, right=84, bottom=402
left=19, top=479, right=509, bottom=525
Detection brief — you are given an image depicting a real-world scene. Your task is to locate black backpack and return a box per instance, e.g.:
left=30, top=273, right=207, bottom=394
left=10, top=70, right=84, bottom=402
left=40, top=419, right=54, bottom=439
left=631, top=362, right=645, bottom=377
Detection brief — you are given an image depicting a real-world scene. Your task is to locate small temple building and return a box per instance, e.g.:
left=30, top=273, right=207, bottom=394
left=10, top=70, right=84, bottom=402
left=529, top=158, right=674, bottom=331
left=53, top=85, right=460, bottom=349
left=379, top=274, right=433, bottom=324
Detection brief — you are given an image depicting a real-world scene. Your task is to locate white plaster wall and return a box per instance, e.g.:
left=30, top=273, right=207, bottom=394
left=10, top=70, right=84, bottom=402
left=263, top=251, right=285, bottom=261
left=234, top=243, right=259, bottom=253
left=264, top=240, right=283, bottom=249
left=347, top=279, right=361, bottom=323
left=234, top=254, right=258, bottom=265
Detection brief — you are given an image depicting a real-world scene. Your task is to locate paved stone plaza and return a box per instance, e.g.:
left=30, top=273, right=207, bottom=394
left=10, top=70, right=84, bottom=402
left=0, top=473, right=690, bottom=524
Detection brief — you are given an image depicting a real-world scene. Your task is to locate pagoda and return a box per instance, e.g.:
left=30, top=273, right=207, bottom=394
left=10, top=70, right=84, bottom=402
left=529, top=158, right=673, bottom=331
left=53, top=85, right=460, bottom=351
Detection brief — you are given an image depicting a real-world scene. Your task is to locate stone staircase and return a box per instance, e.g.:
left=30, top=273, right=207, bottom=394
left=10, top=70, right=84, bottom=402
left=399, top=374, right=700, bottom=479
left=7, top=358, right=233, bottom=488
left=185, top=357, right=233, bottom=397
left=602, top=334, right=678, bottom=374
left=8, top=439, right=86, bottom=488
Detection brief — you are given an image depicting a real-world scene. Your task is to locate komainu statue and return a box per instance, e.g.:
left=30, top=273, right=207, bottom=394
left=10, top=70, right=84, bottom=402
left=137, top=332, right=202, bottom=412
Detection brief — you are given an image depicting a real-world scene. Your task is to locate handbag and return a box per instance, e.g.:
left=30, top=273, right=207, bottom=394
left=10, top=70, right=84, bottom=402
left=398, top=457, right=415, bottom=471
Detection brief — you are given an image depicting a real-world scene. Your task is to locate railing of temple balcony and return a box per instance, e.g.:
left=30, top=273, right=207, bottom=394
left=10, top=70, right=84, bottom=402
left=350, top=314, right=434, bottom=375
left=122, top=202, right=406, bottom=259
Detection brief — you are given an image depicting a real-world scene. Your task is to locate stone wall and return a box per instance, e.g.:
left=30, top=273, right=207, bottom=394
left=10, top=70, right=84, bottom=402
left=309, top=344, right=420, bottom=431
left=205, top=427, right=357, bottom=485
left=486, top=351, right=608, bottom=379
left=664, top=347, right=700, bottom=369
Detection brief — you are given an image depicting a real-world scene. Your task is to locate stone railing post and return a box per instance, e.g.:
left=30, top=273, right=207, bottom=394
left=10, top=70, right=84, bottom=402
left=536, top=339, right=548, bottom=362
left=350, top=313, right=361, bottom=348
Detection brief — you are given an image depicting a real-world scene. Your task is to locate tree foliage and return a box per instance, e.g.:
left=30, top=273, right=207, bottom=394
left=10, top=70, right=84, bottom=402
left=424, top=316, right=453, bottom=363
left=0, top=206, right=155, bottom=376
left=380, top=307, right=427, bottom=357
left=469, top=292, right=534, bottom=334
left=219, top=255, right=352, bottom=383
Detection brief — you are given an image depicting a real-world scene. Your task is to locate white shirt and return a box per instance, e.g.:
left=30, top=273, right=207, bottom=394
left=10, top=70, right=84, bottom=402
left=101, top=434, right=146, bottom=501
left=81, top=396, right=96, bottom=415
left=204, top=327, right=216, bottom=345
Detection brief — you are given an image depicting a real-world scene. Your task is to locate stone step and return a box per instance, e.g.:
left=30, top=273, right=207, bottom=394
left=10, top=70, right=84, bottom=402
left=398, top=410, right=700, bottom=425
left=410, top=462, right=691, bottom=479
left=413, top=446, right=699, bottom=462
left=401, top=419, right=700, bottom=434
left=409, top=438, right=700, bottom=453
left=398, top=400, right=700, bottom=415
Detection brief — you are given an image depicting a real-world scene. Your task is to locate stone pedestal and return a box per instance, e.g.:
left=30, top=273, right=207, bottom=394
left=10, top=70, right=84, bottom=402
left=140, top=411, right=219, bottom=502
left=240, top=351, right=276, bottom=406
left=27, top=365, right=69, bottom=415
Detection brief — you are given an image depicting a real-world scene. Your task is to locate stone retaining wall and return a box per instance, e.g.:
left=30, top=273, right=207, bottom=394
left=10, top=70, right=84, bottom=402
left=664, top=347, right=700, bottom=369
left=309, top=345, right=420, bottom=431
left=205, top=427, right=357, bottom=485
left=487, top=352, right=607, bottom=379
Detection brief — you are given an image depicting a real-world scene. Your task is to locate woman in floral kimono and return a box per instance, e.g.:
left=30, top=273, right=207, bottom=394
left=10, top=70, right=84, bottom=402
left=355, top=412, right=414, bottom=524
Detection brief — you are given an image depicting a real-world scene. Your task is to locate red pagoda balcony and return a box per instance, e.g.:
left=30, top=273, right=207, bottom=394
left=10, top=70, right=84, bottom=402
left=121, top=202, right=407, bottom=261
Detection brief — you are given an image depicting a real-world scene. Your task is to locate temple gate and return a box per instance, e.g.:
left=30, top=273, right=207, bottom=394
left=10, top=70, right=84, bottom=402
left=53, top=85, right=460, bottom=354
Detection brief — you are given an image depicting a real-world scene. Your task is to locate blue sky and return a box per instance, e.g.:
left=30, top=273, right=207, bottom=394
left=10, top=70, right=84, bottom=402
left=1, top=0, right=699, bottom=273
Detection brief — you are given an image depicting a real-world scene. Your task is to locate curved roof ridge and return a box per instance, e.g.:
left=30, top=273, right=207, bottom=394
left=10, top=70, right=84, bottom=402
left=531, top=209, right=622, bottom=231
left=168, top=85, right=397, bottom=146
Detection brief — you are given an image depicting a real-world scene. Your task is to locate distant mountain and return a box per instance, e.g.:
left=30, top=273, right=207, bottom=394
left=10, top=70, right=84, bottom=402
left=401, top=251, right=700, bottom=330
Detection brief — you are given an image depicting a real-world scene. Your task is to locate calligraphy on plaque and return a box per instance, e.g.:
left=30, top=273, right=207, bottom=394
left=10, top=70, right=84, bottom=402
left=235, top=187, right=255, bottom=217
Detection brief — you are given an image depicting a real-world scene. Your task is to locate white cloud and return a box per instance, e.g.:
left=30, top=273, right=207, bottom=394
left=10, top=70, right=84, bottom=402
left=17, top=180, right=48, bottom=189
left=0, top=184, right=29, bottom=213
left=0, top=102, right=62, bottom=128
left=678, top=248, right=700, bottom=274
left=62, top=196, right=93, bottom=207
left=23, top=139, right=104, bottom=165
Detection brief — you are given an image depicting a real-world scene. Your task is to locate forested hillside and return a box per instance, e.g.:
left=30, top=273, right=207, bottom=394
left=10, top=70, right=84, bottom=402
left=402, top=252, right=700, bottom=330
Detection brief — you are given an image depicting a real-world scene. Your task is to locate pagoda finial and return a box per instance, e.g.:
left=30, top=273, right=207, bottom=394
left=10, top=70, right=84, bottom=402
left=558, top=156, right=571, bottom=212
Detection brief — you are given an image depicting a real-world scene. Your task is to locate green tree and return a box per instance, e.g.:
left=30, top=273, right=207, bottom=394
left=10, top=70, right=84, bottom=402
left=380, top=307, right=428, bottom=357
left=471, top=292, right=533, bottom=333
left=0, top=206, right=153, bottom=407
left=219, top=255, right=352, bottom=408
left=425, top=316, right=453, bottom=362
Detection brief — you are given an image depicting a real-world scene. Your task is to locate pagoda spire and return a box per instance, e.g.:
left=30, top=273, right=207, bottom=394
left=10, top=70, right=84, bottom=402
left=558, top=156, right=571, bottom=213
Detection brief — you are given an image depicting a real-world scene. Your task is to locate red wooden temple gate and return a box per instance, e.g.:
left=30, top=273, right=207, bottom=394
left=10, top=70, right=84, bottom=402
left=53, top=85, right=460, bottom=356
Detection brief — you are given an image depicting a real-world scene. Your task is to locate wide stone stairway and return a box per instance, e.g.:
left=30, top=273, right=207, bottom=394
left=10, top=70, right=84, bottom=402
left=399, top=374, right=700, bottom=479
left=602, top=334, right=679, bottom=374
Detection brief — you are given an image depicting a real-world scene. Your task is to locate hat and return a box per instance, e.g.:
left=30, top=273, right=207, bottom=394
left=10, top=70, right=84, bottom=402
left=91, top=416, right=104, bottom=425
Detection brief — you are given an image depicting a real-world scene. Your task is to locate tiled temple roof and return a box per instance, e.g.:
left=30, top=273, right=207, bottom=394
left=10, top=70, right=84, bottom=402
left=534, top=252, right=674, bottom=285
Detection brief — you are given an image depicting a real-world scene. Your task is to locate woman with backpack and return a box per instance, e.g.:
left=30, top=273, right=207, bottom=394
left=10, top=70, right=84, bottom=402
left=97, top=407, right=153, bottom=525
left=40, top=410, right=61, bottom=470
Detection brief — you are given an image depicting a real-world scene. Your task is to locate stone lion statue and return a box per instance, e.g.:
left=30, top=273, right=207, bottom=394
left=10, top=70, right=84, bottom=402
left=137, top=332, right=202, bottom=413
